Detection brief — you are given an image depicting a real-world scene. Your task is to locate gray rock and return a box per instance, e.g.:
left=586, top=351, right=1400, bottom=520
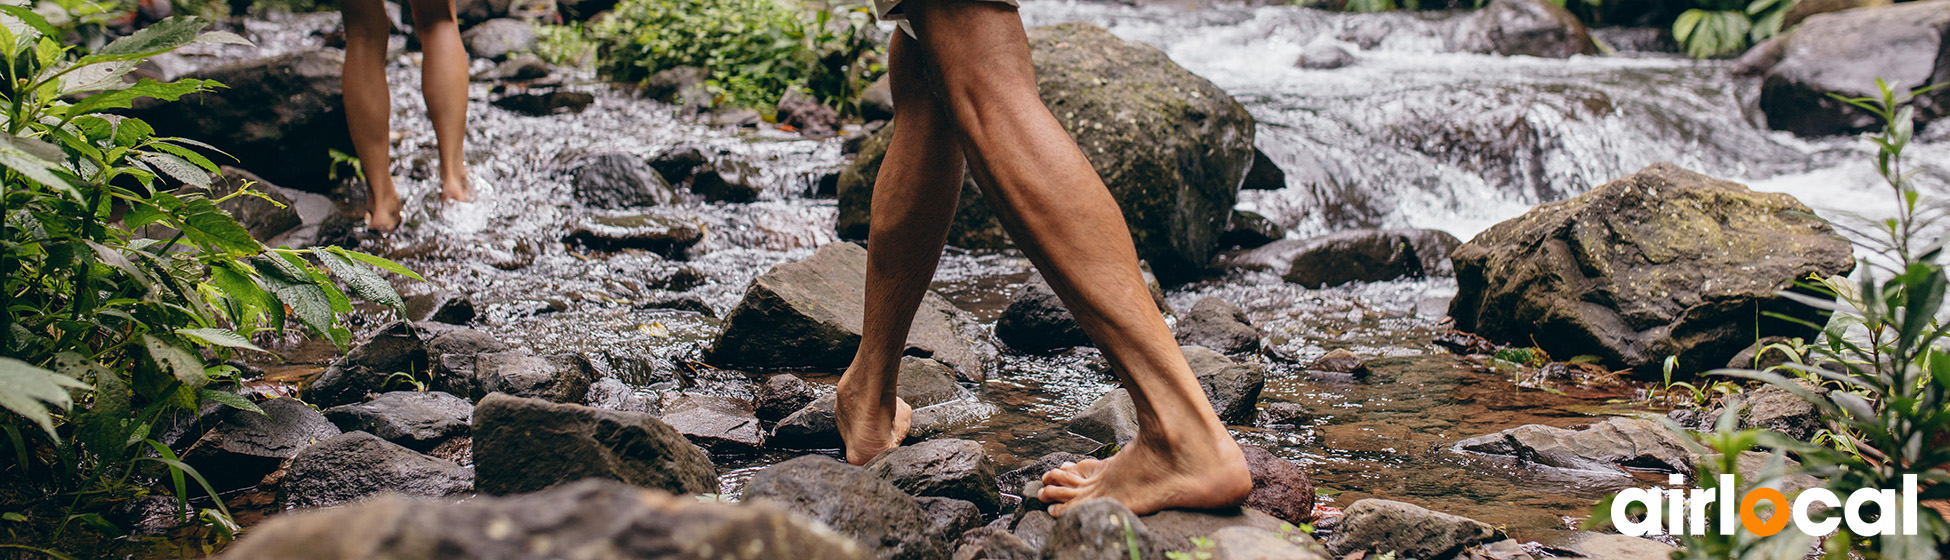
left=1738, top=382, right=1823, bottom=441
left=743, top=456, right=949, bottom=560
left=1545, top=531, right=1677, bottom=560
left=1401, top=228, right=1463, bottom=277
left=1184, top=346, right=1265, bottom=425
left=1752, top=0, right=1950, bottom=136
left=689, top=159, right=762, bottom=203
left=995, top=273, right=1091, bottom=354
left=1042, top=499, right=1166, bottom=560
left=1455, top=417, right=1694, bottom=476
left=998, top=452, right=1091, bottom=497
left=755, top=373, right=820, bottom=422
left=471, top=393, right=717, bottom=496
left=565, top=211, right=704, bottom=256
left=321, top=391, right=472, bottom=452
left=916, top=496, right=985, bottom=546
left=471, top=52, right=551, bottom=81
left=1208, top=526, right=1329, bottom=560
left=402, top=291, right=475, bottom=325
left=777, top=89, right=840, bottom=138
left=425, top=328, right=508, bottom=359
left=1240, top=147, right=1286, bottom=191
left=1309, top=349, right=1368, bottom=375
left=859, top=74, right=895, bottom=122
left=951, top=527, right=1039, bottom=560
left=492, top=89, right=595, bottom=116
left=866, top=438, right=1003, bottom=513
left=469, top=350, right=594, bottom=403
left=461, top=18, right=536, bottom=61
left=658, top=394, right=764, bottom=452
left=1218, top=210, right=1285, bottom=250
left=1449, top=0, right=1595, bottom=58
left=127, top=50, right=350, bottom=192
left=1260, top=402, right=1313, bottom=426
left=280, top=431, right=472, bottom=509
left=769, top=361, right=976, bottom=448
left=571, top=152, right=675, bottom=209
left=1460, top=539, right=1538, bottom=560
left=649, top=145, right=709, bottom=185
left=183, top=397, right=343, bottom=490
left=1294, top=45, right=1355, bottom=69
left=1284, top=229, right=1425, bottom=288
left=305, top=322, right=427, bottom=408
left=1324, top=499, right=1499, bottom=559
left=1067, top=389, right=1141, bottom=445
left=1174, top=298, right=1263, bottom=355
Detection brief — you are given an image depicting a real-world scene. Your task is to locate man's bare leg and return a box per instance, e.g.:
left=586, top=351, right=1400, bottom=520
left=408, top=0, right=473, bottom=202
left=341, top=0, right=401, bottom=230
left=834, top=31, right=967, bottom=466
left=904, top=0, right=1251, bottom=515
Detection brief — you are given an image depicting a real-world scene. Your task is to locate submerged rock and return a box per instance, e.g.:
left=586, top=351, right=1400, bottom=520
left=649, top=145, right=709, bottom=185
left=1454, top=417, right=1693, bottom=476
left=1309, top=349, right=1368, bottom=376
left=1750, top=0, right=1949, bottom=136
left=743, top=456, right=950, bottom=560
left=1447, top=163, right=1854, bottom=376
left=471, top=393, right=716, bottom=496
left=1294, top=44, right=1355, bottom=70
left=280, top=431, right=473, bottom=509
left=321, top=391, right=472, bottom=452
left=492, top=89, right=595, bottom=116
left=866, top=438, right=1003, bottom=513
left=1325, top=499, right=1499, bottom=559
left=183, top=397, right=342, bottom=490
left=1174, top=297, right=1263, bottom=355
left=1449, top=0, right=1596, bottom=58
left=564, top=212, right=704, bottom=256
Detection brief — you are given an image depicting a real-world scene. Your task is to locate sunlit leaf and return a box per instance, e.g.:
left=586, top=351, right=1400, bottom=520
left=176, top=327, right=264, bottom=352
left=141, top=334, right=207, bottom=389
left=0, top=357, right=91, bottom=440
left=316, top=249, right=402, bottom=309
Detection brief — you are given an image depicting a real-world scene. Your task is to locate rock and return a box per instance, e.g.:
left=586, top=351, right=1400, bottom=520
left=1725, top=336, right=1797, bottom=371
left=471, top=392, right=717, bottom=496
left=1240, top=445, right=1316, bottom=525
left=951, top=527, right=1040, bottom=560
left=1449, top=0, right=1595, bottom=58
left=742, top=456, right=949, bottom=560
left=1309, top=349, right=1368, bottom=375
left=1460, top=539, right=1538, bottom=560
left=472, top=52, right=552, bottom=81
left=1447, top=163, right=1855, bottom=376
left=321, top=391, right=472, bottom=452
left=1042, top=499, right=1166, bottom=560
left=754, top=373, right=820, bottom=422
left=183, top=397, right=342, bottom=490
left=770, top=358, right=975, bottom=448
left=1260, top=402, right=1313, bottom=426
left=221, top=479, right=871, bottom=559
left=571, top=152, right=675, bottom=209
left=998, top=452, right=1091, bottom=496
left=1401, top=228, right=1463, bottom=277
left=308, top=322, right=431, bottom=406
left=1283, top=229, right=1425, bottom=287
left=1011, top=510, right=1057, bottom=550
left=916, top=496, right=985, bottom=545
left=1782, top=0, right=1892, bottom=28
left=468, top=350, right=594, bottom=403
left=1294, top=44, right=1355, bottom=69
left=280, top=431, right=473, bottom=509
left=1240, top=148, right=1286, bottom=191
left=425, top=329, right=508, bottom=397
left=1184, top=346, right=1265, bottom=425
left=777, top=89, right=840, bottom=138
left=642, top=66, right=713, bottom=110
left=1738, top=382, right=1822, bottom=441
left=564, top=212, right=704, bottom=256
left=1752, top=0, right=1950, bottom=136
left=836, top=23, right=1255, bottom=282
left=649, top=145, right=709, bottom=185
left=866, top=438, right=1003, bottom=513
left=582, top=377, right=662, bottom=414
left=1325, top=499, right=1499, bottom=559
left=994, top=273, right=1092, bottom=353
left=709, top=243, right=995, bottom=383
left=461, top=18, right=536, bottom=61
left=126, top=50, right=350, bottom=192
left=1142, top=508, right=1290, bottom=553
left=860, top=75, right=895, bottom=122
left=1067, top=389, right=1140, bottom=445
left=1545, top=531, right=1677, bottom=560
left=1218, top=210, right=1284, bottom=250
left=1208, top=526, right=1329, bottom=560
left=1454, top=417, right=1693, bottom=476
left=658, top=394, right=764, bottom=452
left=689, top=159, right=761, bottom=203
left=402, top=291, right=475, bottom=325
left=492, top=89, right=595, bottom=116
left=1174, top=297, right=1263, bottom=354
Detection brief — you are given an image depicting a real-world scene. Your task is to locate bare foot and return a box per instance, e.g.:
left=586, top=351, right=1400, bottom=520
left=834, top=375, right=913, bottom=466
left=366, top=190, right=403, bottom=232
left=439, top=171, right=474, bottom=203
left=1036, top=429, right=1253, bottom=516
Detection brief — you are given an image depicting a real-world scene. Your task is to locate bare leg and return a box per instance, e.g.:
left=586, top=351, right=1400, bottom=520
left=904, top=0, right=1251, bottom=515
left=341, top=0, right=401, bottom=230
left=409, top=0, right=473, bottom=202
left=834, top=31, right=968, bottom=466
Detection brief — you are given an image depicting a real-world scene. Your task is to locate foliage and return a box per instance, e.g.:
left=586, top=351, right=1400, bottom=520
left=1669, top=0, right=1790, bottom=59
left=1589, top=409, right=1819, bottom=559
left=535, top=22, right=599, bottom=68
left=587, top=0, right=884, bottom=114
left=0, top=13, right=418, bottom=549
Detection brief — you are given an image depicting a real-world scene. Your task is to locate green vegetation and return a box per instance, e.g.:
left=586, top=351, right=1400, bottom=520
left=578, top=0, right=884, bottom=113
left=1333, top=0, right=1916, bottom=60
left=0, top=14, right=417, bottom=555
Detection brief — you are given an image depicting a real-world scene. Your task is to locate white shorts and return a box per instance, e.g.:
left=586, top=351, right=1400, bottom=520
left=873, top=0, right=1021, bottom=38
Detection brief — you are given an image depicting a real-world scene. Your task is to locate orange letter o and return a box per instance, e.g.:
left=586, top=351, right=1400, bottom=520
left=1740, top=488, right=1791, bottom=536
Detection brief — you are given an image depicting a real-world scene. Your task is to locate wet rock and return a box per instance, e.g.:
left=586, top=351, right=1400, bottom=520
left=1011, top=510, right=1057, bottom=550
left=995, top=273, right=1091, bottom=353
left=321, top=391, right=472, bottom=452
left=1782, top=0, right=1890, bottom=27
left=1447, top=163, right=1854, bottom=376
left=127, top=50, right=350, bottom=192
left=777, top=89, right=840, bottom=138
left=106, top=495, right=190, bottom=537
left=582, top=377, right=662, bottom=414
left=1260, top=402, right=1314, bottom=426
left=998, top=452, right=1091, bottom=496
left=649, top=145, right=709, bottom=184
left=1209, top=526, right=1329, bottom=560
left=860, top=75, right=895, bottom=122
left=1460, top=539, right=1538, bottom=560
left=492, top=89, right=595, bottom=116
left=1294, top=44, right=1355, bottom=69
left=770, top=358, right=975, bottom=448
left=917, top=496, right=985, bottom=544
left=183, top=397, right=342, bottom=490
left=755, top=373, right=820, bottom=422
left=305, top=323, right=428, bottom=407
left=952, top=527, right=1040, bottom=560
left=642, top=66, right=713, bottom=110
left=1218, top=210, right=1284, bottom=250
left=461, top=18, right=536, bottom=61
left=1042, top=499, right=1167, bottom=560
left=1544, top=531, right=1676, bottom=560
left=1449, top=0, right=1595, bottom=58
left=743, top=455, right=950, bottom=560
left=1751, top=0, right=1949, bottom=136
left=709, top=243, right=995, bottom=383
left=1067, top=388, right=1140, bottom=445
left=1174, top=297, right=1263, bottom=355
left=1309, top=349, right=1368, bottom=376
left=866, top=438, right=1003, bottom=513
left=1454, top=417, right=1693, bottom=476
left=1240, top=148, right=1286, bottom=191
left=1324, top=499, right=1499, bottom=559
left=221, top=479, right=870, bottom=559
left=1143, top=507, right=1290, bottom=552
left=571, top=152, right=675, bottom=209
left=468, top=350, right=594, bottom=403
left=1725, top=336, right=1797, bottom=371
left=689, top=159, right=761, bottom=203
left=1401, top=228, right=1463, bottom=277
left=837, top=23, right=1256, bottom=282
left=402, top=290, right=475, bottom=325
left=658, top=393, right=764, bottom=452
left=472, top=52, right=552, bottom=81
left=1737, top=382, right=1822, bottom=441
left=1240, top=445, right=1316, bottom=525
left=426, top=328, right=508, bottom=397
left=1184, top=346, right=1265, bottom=425
left=280, top=431, right=473, bottom=509
left=1283, top=229, right=1425, bottom=288
left=565, top=212, right=704, bottom=256
left=471, top=392, right=716, bottom=495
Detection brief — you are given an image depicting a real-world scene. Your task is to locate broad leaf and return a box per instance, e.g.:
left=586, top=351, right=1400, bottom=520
left=175, top=196, right=260, bottom=253
left=326, top=246, right=425, bottom=281
left=252, top=259, right=336, bottom=340
left=198, top=387, right=263, bottom=416
left=139, top=152, right=210, bottom=188
left=0, top=134, right=78, bottom=198
left=142, top=334, right=208, bottom=389
left=0, top=357, right=90, bottom=439
left=79, top=17, right=207, bottom=63
left=316, top=249, right=402, bottom=308
left=176, top=327, right=264, bottom=352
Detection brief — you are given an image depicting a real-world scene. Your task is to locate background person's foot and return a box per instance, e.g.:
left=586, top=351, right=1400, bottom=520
left=365, top=191, right=403, bottom=232
left=1036, top=427, right=1252, bottom=516
left=835, top=377, right=913, bottom=466
left=439, top=173, right=474, bottom=203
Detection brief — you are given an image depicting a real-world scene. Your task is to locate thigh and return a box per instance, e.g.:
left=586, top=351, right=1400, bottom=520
left=901, top=0, right=1038, bottom=97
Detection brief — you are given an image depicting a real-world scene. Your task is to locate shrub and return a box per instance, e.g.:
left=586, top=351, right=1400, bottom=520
left=587, top=0, right=883, bottom=114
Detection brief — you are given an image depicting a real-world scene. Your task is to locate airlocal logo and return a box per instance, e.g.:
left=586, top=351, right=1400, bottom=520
left=1610, top=474, right=1920, bottom=537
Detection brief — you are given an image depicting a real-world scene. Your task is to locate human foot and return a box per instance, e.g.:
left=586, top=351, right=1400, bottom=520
left=365, top=189, right=403, bottom=232
left=439, top=170, right=474, bottom=203
left=1036, top=430, right=1252, bottom=516
left=834, top=377, right=913, bottom=466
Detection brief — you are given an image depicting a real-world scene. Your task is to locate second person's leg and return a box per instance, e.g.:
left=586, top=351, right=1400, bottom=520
left=342, top=0, right=400, bottom=230
left=408, top=0, right=473, bottom=202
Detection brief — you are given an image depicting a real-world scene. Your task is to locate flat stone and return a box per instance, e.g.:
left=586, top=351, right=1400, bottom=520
left=1324, top=499, right=1499, bottom=559
left=866, top=438, right=1003, bottom=513
left=280, top=431, right=472, bottom=509
left=742, top=456, right=949, bottom=560
left=321, top=391, right=472, bottom=452
left=471, top=393, right=717, bottom=496
left=183, top=397, right=342, bottom=490
left=658, top=393, right=764, bottom=452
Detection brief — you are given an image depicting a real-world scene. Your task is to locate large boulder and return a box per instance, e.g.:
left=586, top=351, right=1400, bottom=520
left=1174, top=297, right=1263, bottom=355
left=321, top=391, right=472, bottom=452
left=1041, top=499, right=1166, bottom=560
left=836, top=23, right=1256, bottom=282
left=1324, top=499, right=1499, bottom=559
left=470, top=393, right=717, bottom=496
left=182, top=397, right=342, bottom=490
left=865, top=438, right=1003, bottom=514
left=1447, top=163, right=1853, bottom=376
left=1750, top=0, right=1950, bottom=137
left=1449, top=0, right=1596, bottom=58
left=1454, top=417, right=1694, bottom=476
left=708, top=243, right=995, bottom=382
left=280, top=431, right=473, bottom=509
left=742, top=456, right=950, bottom=560
left=126, top=50, right=351, bottom=192
left=221, top=479, right=871, bottom=559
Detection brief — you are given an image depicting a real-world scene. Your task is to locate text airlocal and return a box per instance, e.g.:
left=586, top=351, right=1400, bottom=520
left=1611, top=474, right=1920, bottom=537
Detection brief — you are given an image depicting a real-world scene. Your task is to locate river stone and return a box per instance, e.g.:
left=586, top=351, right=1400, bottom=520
left=572, top=152, right=674, bottom=209
left=778, top=89, right=840, bottom=138
left=183, top=397, right=343, bottom=490
left=402, top=290, right=476, bottom=325
left=425, top=327, right=508, bottom=359
left=649, top=145, right=709, bottom=184
left=1184, top=346, right=1265, bottom=425
left=1067, top=388, right=1140, bottom=445
left=305, top=322, right=428, bottom=407
left=835, top=23, right=1255, bottom=282
left=1447, top=163, right=1854, bottom=376
left=471, top=392, right=716, bottom=496
left=1294, top=44, right=1355, bottom=70
left=860, top=75, right=895, bottom=122
left=1752, top=0, right=1950, bottom=136
left=995, top=273, right=1091, bottom=354
left=1284, top=229, right=1425, bottom=287
left=998, top=452, right=1092, bottom=496
left=866, top=438, right=1003, bottom=513
left=473, top=52, right=552, bottom=81
left=461, top=18, right=536, bottom=61
left=468, top=350, right=594, bottom=403
left=709, top=243, right=995, bottom=382
left=755, top=373, right=820, bottom=422
left=1737, top=382, right=1822, bottom=441
left=1454, top=417, right=1693, bottom=476
left=1218, top=210, right=1285, bottom=250
left=222, top=479, right=871, bottom=559
left=1449, top=0, right=1595, bottom=58
left=1325, top=499, right=1499, bottom=559
left=1310, top=349, right=1368, bottom=375
left=321, top=391, right=472, bottom=452
left=280, top=431, right=473, bottom=509
left=1042, top=499, right=1167, bottom=560
left=1208, top=526, right=1329, bottom=560
left=1174, top=297, right=1263, bottom=355
left=1783, top=0, right=1892, bottom=28
left=127, top=50, right=350, bottom=192
left=1402, top=228, right=1463, bottom=277
left=951, top=527, right=1040, bottom=560
left=1544, top=532, right=1677, bottom=560
left=770, top=360, right=975, bottom=448
left=565, top=212, right=705, bottom=256
left=690, top=159, right=762, bottom=203
left=743, top=455, right=950, bottom=560
left=1241, top=445, right=1316, bottom=525
left=658, top=393, right=764, bottom=452
left=1144, top=507, right=1289, bottom=552
left=492, top=89, right=595, bottom=116
left=916, top=496, right=985, bottom=545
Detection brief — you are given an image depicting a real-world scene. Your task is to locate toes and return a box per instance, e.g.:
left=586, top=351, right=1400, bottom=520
left=1041, top=467, right=1088, bottom=488
left=1038, top=484, right=1082, bottom=504
left=1060, top=458, right=1105, bottom=477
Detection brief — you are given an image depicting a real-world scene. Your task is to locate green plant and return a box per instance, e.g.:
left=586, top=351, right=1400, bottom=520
left=535, top=22, right=599, bottom=68
left=1671, top=0, right=1793, bottom=58
left=1162, top=537, right=1213, bottom=560
left=1653, top=355, right=1744, bottom=406
left=588, top=0, right=883, bottom=113
left=0, top=14, right=419, bottom=551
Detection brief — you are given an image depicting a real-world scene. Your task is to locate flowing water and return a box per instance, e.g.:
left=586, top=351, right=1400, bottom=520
left=212, top=0, right=1950, bottom=546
